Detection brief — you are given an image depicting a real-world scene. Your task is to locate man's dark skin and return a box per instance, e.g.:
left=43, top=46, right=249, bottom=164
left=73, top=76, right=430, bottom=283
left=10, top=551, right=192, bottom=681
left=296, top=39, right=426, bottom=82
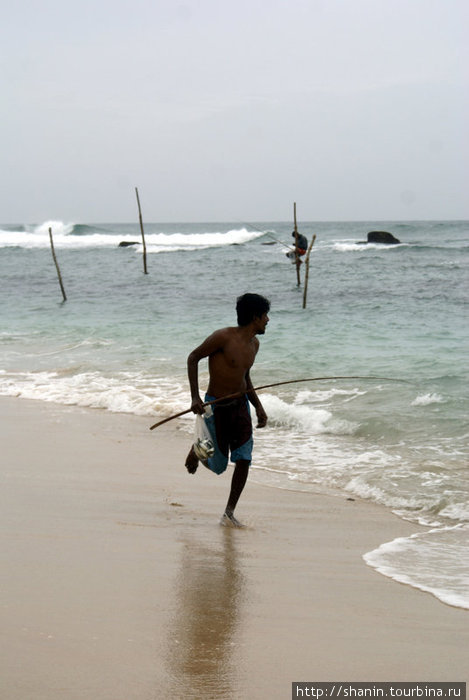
left=185, top=311, right=269, bottom=526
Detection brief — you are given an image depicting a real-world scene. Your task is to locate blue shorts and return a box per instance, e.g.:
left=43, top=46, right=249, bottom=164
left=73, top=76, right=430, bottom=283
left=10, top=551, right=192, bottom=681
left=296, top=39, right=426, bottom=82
left=203, top=394, right=253, bottom=475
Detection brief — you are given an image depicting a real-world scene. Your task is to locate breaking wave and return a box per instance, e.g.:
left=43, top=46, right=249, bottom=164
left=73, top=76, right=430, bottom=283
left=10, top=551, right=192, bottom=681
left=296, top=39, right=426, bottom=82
left=0, top=221, right=262, bottom=251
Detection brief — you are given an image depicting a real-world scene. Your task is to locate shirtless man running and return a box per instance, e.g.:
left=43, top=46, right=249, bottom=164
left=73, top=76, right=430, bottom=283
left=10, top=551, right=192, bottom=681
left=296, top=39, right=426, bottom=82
left=185, top=293, right=270, bottom=527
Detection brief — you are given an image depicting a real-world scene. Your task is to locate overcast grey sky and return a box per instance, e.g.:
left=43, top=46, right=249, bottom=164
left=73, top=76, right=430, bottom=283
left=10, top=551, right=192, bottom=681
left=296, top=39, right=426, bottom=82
left=1, top=0, right=468, bottom=222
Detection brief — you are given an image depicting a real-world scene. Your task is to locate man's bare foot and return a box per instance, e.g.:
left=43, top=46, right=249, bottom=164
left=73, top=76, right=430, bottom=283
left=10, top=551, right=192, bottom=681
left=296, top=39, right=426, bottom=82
left=185, top=447, right=199, bottom=474
left=219, top=510, right=244, bottom=528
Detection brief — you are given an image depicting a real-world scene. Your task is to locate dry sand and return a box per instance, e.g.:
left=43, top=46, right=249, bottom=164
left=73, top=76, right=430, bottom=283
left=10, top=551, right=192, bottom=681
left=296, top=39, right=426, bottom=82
left=1, top=397, right=467, bottom=700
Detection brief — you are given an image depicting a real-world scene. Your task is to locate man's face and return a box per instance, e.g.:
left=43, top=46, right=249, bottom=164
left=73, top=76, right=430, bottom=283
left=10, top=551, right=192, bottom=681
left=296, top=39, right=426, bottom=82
left=255, top=312, right=269, bottom=335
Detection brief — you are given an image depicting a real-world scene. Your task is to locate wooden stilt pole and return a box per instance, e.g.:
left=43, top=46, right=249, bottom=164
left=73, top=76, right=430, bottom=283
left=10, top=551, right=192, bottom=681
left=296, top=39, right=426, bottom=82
left=302, top=234, right=316, bottom=309
left=293, top=201, right=301, bottom=286
left=135, top=187, right=148, bottom=274
left=48, top=227, right=67, bottom=302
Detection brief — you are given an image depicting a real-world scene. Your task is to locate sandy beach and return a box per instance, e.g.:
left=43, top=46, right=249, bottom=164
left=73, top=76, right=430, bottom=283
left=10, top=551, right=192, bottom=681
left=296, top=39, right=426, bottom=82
left=1, top=396, right=467, bottom=700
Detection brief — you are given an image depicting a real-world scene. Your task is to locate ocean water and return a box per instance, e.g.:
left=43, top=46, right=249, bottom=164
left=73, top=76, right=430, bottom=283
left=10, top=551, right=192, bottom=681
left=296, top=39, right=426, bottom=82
left=1, top=219, right=468, bottom=610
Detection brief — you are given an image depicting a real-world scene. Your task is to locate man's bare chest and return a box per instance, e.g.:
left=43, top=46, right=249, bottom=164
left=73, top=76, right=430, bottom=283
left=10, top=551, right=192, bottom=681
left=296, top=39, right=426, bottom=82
left=215, top=340, right=256, bottom=371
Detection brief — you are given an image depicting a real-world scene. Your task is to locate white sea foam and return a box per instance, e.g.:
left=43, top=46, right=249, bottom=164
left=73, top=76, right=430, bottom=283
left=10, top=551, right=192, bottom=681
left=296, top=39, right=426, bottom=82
left=0, top=222, right=76, bottom=248
left=345, top=475, right=440, bottom=516
left=0, top=229, right=111, bottom=249
left=411, top=393, right=445, bottom=406
left=293, top=387, right=366, bottom=404
left=364, top=525, right=469, bottom=610
left=33, top=221, right=76, bottom=236
left=333, top=241, right=405, bottom=252
left=145, top=228, right=261, bottom=251
left=0, top=370, right=357, bottom=435
left=0, top=370, right=188, bottom=417
left=260, top=393, right=357, bottom=435
left=439, top=501, right=469, bottom=522
left=0, top=222, right=261, bottom=250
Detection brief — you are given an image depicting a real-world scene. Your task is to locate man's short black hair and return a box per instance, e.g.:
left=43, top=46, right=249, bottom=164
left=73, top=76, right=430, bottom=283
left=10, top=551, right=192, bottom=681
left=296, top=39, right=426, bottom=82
left=236, top=293, right=270, bottom=326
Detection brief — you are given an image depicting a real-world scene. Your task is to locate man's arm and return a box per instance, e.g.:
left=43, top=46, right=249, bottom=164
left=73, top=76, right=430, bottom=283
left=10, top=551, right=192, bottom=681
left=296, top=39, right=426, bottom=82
left=245, top=371, right=268, bottom=428
left=187, top=329, right=227, bottom=415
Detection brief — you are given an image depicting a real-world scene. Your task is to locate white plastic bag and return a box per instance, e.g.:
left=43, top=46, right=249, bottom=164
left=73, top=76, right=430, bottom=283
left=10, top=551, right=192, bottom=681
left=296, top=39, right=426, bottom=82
left=193, top=411, right=215, bottom=461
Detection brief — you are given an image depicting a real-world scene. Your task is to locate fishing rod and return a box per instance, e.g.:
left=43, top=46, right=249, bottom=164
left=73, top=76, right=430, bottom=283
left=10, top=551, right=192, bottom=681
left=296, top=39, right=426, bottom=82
left=238, top=220, right=294, bottom=250
left=149, top=375, right=408, bottom=430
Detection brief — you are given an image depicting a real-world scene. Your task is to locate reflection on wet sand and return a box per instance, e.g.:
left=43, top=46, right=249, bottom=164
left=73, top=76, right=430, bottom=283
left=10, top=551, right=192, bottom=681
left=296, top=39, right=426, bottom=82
left=165, top=528, right=246, bottom=699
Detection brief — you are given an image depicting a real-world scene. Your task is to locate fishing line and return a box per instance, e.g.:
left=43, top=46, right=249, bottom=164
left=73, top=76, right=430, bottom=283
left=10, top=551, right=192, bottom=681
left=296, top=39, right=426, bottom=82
left=238, top=220, right=294, bottom=250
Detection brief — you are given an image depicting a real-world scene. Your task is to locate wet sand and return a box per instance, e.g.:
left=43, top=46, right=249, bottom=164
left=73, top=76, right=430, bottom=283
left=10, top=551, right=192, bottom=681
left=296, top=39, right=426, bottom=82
left=1, top=397, right=467, bottom=700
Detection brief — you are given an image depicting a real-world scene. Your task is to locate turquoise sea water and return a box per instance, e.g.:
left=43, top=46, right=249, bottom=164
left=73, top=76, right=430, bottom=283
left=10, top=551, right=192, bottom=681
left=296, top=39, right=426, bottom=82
left=1, top=219, right=468, bottom=609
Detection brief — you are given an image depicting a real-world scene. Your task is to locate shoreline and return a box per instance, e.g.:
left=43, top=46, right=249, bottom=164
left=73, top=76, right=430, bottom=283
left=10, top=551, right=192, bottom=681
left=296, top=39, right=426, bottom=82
left=1, top=396, right=467, bottom=699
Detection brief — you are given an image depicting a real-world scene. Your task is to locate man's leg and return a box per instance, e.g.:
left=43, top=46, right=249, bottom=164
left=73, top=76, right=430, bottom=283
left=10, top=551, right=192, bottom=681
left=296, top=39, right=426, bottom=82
left=221, top=459, right=250, bottom=527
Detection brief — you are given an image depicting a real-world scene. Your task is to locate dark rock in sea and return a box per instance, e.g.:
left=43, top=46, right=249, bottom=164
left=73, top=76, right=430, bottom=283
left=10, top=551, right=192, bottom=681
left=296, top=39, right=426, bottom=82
left=366, top=231, right=401, bottom=245
left=118, top=241, right=139, bottom=247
